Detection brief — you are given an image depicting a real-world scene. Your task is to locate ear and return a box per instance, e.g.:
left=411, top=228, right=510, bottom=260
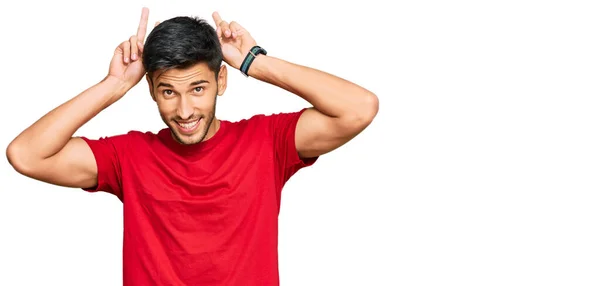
left=217, top=65, right=227, bottom=96
left=146, top=74, right=156, bottom=102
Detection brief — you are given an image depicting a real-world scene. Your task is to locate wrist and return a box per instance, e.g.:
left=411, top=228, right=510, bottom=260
left=102, top=75, right=131, bottom=99
left=246, top=54, right=271, bottom=80
left=240, top=46, right=268, bottom=77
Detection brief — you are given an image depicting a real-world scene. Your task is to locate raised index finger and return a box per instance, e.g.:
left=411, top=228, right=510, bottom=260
left=212, top=11, right=224, bottom=26
left=137, top=7, right=150, bottom=42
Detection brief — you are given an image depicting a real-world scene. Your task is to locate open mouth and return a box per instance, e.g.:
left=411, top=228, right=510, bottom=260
left=175, top=118, right=201, bottom=134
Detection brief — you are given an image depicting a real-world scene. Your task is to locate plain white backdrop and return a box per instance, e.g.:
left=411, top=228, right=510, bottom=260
left=1, top=0, right=599, bottom=285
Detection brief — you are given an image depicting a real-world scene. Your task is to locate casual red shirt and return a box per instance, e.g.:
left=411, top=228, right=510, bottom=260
left=80, top=109, right=317, bottom=285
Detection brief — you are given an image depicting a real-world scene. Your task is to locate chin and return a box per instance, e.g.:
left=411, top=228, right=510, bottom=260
left=169, top=116, right=211, bottom=145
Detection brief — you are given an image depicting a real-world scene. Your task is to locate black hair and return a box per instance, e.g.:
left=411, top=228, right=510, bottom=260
left=142, top=16, right=223, bottom=78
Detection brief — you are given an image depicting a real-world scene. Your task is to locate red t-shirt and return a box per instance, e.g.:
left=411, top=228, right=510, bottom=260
left=80, top=109, right=317, bottom=285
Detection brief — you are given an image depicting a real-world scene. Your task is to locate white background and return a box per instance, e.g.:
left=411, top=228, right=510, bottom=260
left=1, top=0, right=599, bottom=285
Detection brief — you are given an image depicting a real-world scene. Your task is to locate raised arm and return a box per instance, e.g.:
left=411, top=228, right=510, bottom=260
left=248, top=58, right=379, bottom=159
left=6, top=8, right=150, bottom=188
left=212, top=12, right=379, bottom=159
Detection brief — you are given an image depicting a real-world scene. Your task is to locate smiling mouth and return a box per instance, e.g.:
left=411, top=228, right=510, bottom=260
left=175, top=118, right=201, bottom=133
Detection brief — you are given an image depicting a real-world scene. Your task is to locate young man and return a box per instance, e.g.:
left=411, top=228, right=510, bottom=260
left=6, top=7, right=378, bottom=286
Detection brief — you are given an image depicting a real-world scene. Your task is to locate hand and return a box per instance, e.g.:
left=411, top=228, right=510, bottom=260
left=212, top=12, right=257, bottom=70
left=107, top=7, right=150, bottom=90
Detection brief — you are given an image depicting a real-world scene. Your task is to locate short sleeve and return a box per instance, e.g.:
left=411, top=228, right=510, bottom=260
left=269, top=108, right=319, bottom=186
left=79, top=134, right=129, bottom=200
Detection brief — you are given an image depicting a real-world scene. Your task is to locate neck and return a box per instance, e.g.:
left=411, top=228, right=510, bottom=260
left=203, top=116, right=220, bottom=142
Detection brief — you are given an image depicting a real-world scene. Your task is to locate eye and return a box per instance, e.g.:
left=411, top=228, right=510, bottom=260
left=163, top=90, right=174, bottom=96
left=194, top=87, right=204, bottom=93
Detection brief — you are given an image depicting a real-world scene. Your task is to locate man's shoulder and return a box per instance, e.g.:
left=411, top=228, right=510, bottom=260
left=81, top=129, right=163, bottom=145
left=225, top=113, right=269, bottom=124
left=128, top=129, right=165, bottom=138
left=224, top=108, right=308, bottom=128
left=124, top=129, right=172, bottom=147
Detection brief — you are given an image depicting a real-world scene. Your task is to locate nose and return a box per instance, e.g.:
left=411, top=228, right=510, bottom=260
left=177, top=95, right=194, bottom=120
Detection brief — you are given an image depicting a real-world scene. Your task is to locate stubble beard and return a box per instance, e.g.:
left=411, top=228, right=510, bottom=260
left=164, top=100, right=217, bottom=146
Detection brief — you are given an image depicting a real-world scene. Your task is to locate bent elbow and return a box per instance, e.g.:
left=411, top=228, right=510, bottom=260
left=337, top=92, right=379, bottom=133
left=6, top=142, right=35, bottom=176
left=363, top=92, right=379, bottom=123
left=353, top=92, right=379, bottom=128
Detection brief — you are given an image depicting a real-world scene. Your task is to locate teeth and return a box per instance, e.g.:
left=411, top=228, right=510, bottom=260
left=178, top=119, right=199, bottom=130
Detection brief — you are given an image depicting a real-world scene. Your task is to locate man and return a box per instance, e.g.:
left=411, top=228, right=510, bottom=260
left=6, top=7, right=378, bottom=286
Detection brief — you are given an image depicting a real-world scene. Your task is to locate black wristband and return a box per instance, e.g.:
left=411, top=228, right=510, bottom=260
left=240, top=46, right=267, bottom=77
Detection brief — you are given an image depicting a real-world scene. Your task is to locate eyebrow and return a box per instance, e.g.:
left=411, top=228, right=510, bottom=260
left=157, top=80, right=209, bottom=88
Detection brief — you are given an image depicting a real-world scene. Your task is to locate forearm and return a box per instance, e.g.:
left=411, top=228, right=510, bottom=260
left=7, top=76, right=128, bottom=164
left=247, top=55, right=378, bottom=120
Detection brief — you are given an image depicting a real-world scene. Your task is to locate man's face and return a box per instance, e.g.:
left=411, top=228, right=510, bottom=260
left=148, top=62, right=227, bottom=145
